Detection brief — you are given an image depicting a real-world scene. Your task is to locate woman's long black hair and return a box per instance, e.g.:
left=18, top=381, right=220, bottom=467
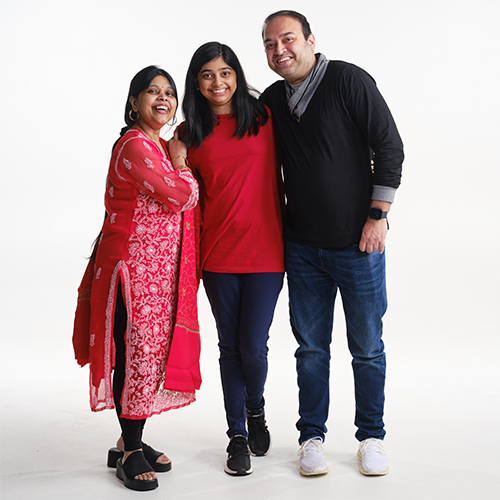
left=112, top=65, right=178, bottom=152
left=181, top=42, right=268, bottom=149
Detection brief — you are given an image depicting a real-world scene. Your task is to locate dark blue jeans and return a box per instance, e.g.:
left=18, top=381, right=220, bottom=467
left=203, top=271, right=284, bottom=438
left=285, top=239, right=387, bottom=443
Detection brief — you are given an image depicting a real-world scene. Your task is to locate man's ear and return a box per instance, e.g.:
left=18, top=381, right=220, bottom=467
left=307, top=33, right=316, bottom=52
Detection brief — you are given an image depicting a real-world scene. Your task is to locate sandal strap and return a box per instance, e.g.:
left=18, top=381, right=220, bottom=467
left=142, top=442, right=163, bottom=462
left=122, top=450, right=154, bottom=479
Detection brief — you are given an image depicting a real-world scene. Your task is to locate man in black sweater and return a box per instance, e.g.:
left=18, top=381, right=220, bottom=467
left=261, top=10, right=404, bottom=477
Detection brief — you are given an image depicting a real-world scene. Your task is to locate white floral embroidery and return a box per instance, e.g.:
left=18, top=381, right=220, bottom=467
left=164, top=176, right=176, bottom=188
left=95, top=267, right=102, bottom=279
left=177, top=169, right=199, bottom=211
left=144, top=157, right=154, bottom=169
left=120, top=194, right=194, bottom=417
left=110, top=213, right=117, bottom=224
left=109, top=185, right=114, bottom=197
left=90, top=334, right=95, bottom=346
left=168, top=197, right=180, bottom=206
left=162, top=161, right=173, bottom=172
left=100, top=128, right=196, bottom=416
left=144, top=181, right=155, bottom=193
left=143, top=141, right=153, bottom=152
left=147, top=203, right=159, bottom=214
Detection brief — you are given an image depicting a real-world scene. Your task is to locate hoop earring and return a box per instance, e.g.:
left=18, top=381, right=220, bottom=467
left=167, top=115, right=178, bottom=126
left=129, top=109, right=139, bottom=121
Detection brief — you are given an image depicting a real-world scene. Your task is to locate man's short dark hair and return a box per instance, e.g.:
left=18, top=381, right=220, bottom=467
left=262, top=10, right=312, bottom=40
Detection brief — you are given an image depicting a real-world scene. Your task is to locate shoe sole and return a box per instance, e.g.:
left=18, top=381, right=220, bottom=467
left=299, top=465, right=329, bottom=476
left=116, top=459, right=159, bottom=491
left=358, top=464, right=390, bottom=476
left=248, top=435, right=272, bottom=457
left=357, top=451, right=390, bottom=476
left=224, top=465, right=253, bottom=476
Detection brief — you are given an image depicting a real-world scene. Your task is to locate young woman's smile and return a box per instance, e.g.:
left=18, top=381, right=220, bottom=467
left=197, top=57, right=237, bottom=114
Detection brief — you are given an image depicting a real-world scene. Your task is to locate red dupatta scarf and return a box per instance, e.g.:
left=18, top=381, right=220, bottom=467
left=163, top=208, right=201, bottom=391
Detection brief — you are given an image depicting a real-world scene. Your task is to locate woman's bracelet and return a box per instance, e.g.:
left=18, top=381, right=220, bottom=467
left=171, top=154, right=187, bottom=163
left=172, top=155, right=192, bottom=174
left=171, top=154, right=190, bottom=172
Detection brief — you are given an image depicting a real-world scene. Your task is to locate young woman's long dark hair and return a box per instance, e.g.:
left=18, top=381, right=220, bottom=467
left=112, top=65, right=178, bottom=152
left=182, top=42, right=268, bottom=148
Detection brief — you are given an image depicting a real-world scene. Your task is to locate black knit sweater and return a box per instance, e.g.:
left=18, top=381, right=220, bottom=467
left=261, top=60, right=404, bottom=248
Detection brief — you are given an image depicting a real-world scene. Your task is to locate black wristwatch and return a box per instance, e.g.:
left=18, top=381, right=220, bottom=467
left=368, top=207, right=388, bottom=220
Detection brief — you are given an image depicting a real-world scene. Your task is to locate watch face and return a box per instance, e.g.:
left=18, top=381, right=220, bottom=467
left=370, top=208, right=383, bottom=220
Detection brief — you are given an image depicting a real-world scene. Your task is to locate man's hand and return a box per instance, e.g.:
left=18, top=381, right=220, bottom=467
left=359, top=218, right=388, bottom=254
left=359, top=201, right=391, bottom=254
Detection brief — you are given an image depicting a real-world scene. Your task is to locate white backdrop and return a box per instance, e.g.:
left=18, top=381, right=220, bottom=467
left=1, top=1, right=499, bottom=499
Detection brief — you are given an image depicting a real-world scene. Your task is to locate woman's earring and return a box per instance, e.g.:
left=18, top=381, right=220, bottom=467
left=168, top=115, right=178, bottom=126
left=129, top=109, right=139, bottom=121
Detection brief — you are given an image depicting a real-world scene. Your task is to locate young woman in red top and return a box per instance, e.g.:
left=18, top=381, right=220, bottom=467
left=181, top=42, right=285, bottom=476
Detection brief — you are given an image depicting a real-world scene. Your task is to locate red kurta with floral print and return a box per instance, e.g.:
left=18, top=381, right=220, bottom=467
left=74, top=128, right=200, bottom=419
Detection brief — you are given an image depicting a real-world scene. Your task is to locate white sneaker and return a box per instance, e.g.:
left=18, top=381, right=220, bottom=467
left=357, top=438, right=389, bottom=476
left=298, top=437, right=329, bottom=476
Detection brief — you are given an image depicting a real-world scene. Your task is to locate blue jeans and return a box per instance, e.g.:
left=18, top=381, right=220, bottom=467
left=203, top=271, right=284, bottom=438
left=285, top=239, right=387, bottom=443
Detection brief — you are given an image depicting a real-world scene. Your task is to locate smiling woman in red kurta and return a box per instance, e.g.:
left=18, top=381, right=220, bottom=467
left=73, top=66, right=201, bottom=492
left=86, top=128, right=199, bottom=417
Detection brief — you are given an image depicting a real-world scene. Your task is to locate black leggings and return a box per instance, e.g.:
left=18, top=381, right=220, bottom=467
left=112, top=282, right=146, bottom=451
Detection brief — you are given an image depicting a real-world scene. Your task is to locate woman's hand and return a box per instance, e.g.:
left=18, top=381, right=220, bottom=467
left=168, top=128, right=188, bottom=169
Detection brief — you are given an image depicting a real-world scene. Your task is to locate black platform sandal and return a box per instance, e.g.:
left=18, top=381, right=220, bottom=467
left=108, top=442, right=172, bottom=472
left=115, top=450, right=158, bottom=491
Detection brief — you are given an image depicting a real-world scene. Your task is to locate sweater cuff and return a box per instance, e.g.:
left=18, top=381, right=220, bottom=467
left=372, top=185, right=397, bottom=203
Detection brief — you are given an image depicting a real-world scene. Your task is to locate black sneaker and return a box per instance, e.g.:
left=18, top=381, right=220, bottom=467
left=225, top=435, right=253, bottom=476
left=246, top=408, right=272, bottom=456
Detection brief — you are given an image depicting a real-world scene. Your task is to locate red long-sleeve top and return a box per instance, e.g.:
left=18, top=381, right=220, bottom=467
left=186, top=113, right=284, bottom=274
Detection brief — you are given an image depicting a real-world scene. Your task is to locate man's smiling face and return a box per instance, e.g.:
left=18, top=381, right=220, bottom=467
left=263, top=15, right=316, bottom=85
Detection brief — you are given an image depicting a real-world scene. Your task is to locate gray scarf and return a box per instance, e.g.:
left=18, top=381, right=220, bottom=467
left=285, top=53, right=329, bottom=121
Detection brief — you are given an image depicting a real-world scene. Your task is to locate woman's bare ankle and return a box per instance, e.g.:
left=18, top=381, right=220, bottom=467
left=123, top=448, right=142, bottom=463
left=116, top=436, right=125, bottom=452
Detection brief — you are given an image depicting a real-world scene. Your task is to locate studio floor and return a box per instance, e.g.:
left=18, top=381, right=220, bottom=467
left=1, top=285, right=498, bottom=500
